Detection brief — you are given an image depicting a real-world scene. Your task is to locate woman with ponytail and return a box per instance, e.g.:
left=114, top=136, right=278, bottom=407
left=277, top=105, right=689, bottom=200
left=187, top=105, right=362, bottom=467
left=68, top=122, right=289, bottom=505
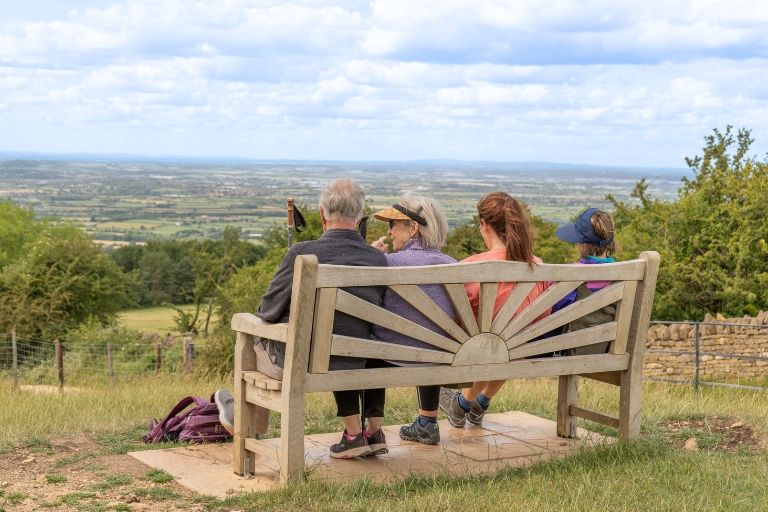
left=439, top=192, right=552, bottom=428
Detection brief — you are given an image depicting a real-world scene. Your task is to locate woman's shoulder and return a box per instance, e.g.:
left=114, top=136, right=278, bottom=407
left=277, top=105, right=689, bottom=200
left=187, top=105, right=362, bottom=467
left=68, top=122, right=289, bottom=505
left=460, top=249, right=505, bottom=263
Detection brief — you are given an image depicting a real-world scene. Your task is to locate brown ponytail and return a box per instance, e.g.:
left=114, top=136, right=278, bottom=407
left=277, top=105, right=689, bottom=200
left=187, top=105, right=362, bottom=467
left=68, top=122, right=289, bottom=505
left=477, top=192, right=535, bottom=266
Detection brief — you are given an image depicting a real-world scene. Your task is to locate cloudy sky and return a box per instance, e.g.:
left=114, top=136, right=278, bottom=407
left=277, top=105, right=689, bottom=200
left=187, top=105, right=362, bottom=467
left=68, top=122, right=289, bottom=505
left=1, top=0, right=767, bottom=166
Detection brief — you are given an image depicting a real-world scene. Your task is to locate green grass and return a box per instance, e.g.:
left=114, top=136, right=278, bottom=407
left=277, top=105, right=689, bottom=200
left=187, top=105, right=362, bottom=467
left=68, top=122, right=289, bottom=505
left=45, top=474, right=68, bottom=484
left=2, top=376, right=768, bottom=510
left=117, top=305, right=201, bottom=334
left=90, top=474, right=133, bottom=491
left=146, top=468, right=174, bottom=483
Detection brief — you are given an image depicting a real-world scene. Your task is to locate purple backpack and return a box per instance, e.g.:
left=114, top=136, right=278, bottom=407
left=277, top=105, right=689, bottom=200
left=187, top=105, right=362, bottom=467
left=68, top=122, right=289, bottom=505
left=143, top=394, right=231, bottom=444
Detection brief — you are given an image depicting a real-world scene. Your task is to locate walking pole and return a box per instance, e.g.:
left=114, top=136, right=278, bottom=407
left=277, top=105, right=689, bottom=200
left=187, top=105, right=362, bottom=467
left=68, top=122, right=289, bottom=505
left=287, top=198, right=295, bottom=248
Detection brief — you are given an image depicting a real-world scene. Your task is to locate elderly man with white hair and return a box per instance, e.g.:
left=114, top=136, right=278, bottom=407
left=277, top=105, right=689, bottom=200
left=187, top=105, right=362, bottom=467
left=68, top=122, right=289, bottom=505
left=215, top=178, right=389, bottom=459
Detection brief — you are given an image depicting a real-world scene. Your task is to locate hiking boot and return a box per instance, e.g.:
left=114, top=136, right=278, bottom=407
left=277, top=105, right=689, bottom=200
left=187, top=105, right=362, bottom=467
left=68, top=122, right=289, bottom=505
left=213, top=389, right=234, bottom=435
left=366, top=428, right=389, bottom=455
left=439, top=388, right=467, bottom=428
left=330, top=430, right=372, bottom=459
left=467, top=400, right=487, bottom=426
left=399, top=418, right=440, bottom=445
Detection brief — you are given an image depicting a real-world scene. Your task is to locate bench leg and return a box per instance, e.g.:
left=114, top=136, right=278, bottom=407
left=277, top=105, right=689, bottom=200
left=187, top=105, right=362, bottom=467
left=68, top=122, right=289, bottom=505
left=557, top=375, right=579, bottom=438
left=619, top=368, right=642, bottom=441
left=233, top=332, right=264, bottom=475
left=279, top=393, right=306, bottom=484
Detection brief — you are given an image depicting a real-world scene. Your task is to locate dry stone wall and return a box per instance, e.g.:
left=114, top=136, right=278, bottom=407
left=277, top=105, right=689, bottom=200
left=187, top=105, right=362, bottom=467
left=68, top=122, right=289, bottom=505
left=644, top=311, right=768, bottom=380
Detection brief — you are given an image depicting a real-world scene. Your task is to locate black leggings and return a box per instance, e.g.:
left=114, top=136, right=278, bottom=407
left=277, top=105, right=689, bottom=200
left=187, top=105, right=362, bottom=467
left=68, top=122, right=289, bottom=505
left=333, top=359, right=394, bottom=419
left=417, top=385, right=440, bottom=413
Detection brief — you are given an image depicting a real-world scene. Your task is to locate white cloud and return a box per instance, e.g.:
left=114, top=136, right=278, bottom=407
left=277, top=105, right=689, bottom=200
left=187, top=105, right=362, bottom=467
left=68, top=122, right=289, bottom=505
left=0, top=0, right=767, bottom=165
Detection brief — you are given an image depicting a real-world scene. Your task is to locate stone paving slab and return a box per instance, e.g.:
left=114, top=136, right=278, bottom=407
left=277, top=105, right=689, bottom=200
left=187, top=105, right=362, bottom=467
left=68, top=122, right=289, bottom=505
left=128, top=411, right=611, bottom=498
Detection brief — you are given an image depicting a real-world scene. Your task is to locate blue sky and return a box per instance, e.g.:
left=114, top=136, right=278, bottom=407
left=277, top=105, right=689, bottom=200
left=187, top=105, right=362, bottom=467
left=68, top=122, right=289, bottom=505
left=1, top=0, right=767, bottom=167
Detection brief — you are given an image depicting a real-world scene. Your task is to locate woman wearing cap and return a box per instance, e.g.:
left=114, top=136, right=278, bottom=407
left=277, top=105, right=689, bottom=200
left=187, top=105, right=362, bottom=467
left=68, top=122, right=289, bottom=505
left=550, top=208, right=618, bottom=355
left=439, top=192, right=552, bottom=428
left=370, top=192, right=457, bottom=446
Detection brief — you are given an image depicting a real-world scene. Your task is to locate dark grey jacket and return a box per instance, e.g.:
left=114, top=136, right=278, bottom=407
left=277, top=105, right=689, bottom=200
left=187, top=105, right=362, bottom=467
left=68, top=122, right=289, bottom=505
left=257, top=229, right=387, bottom=370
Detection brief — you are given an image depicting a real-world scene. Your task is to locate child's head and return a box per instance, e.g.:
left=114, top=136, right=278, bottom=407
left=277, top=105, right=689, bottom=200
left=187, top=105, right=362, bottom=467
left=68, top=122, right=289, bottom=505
left=556, top=208, right=616, bottom=259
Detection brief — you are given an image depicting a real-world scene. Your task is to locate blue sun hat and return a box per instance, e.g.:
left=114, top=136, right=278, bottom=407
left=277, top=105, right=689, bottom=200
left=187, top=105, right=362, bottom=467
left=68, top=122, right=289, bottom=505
left=556, top=208, right=614, bottom=247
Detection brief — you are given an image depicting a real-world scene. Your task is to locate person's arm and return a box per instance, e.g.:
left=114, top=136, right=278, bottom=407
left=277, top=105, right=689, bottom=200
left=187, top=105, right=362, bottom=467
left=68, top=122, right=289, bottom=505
left=256, top=246, right=301, bottom=323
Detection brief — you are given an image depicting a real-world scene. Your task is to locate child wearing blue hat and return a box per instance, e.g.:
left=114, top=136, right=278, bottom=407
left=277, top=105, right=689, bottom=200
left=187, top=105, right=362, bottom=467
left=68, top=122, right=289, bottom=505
left=552, top=208, right=618, bottom=355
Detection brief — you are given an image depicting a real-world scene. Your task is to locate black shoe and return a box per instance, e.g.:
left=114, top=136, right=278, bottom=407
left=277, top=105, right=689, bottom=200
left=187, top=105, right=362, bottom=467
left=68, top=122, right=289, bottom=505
left=399, top=418, right=440, bottom=445
left=366, top=428, right=389, bottom=455
left=330, top=430, right=372, bottom=459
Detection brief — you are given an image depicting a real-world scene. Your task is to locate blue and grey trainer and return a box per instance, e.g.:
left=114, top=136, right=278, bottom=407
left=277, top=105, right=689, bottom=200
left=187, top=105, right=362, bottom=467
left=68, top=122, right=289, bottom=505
left=438, top=388, right=467, bottom=428
left=467, top=400, right=487, bottom=426
left=213, top=389, right=234, bottom=435
left=399, top=418, right=440, bottom=445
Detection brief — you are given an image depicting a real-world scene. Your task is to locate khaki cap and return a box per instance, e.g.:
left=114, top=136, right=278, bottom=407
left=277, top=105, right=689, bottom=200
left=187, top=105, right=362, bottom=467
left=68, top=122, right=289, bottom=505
left=373, top=206, right=411, bottom=222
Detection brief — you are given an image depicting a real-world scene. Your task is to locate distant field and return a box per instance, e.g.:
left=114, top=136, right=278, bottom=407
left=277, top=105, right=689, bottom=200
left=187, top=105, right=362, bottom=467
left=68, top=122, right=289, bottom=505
left=117, top=305, right=217, bottom=334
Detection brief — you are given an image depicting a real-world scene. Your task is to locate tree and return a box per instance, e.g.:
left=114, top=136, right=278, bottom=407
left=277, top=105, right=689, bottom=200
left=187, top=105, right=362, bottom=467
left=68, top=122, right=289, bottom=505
left=611, top=126, right=768, bottom=320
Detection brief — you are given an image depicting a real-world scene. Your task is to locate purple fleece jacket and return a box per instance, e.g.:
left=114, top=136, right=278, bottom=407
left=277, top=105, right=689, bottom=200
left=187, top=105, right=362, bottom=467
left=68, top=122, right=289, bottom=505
left=371, top=238, right=457, bottom=351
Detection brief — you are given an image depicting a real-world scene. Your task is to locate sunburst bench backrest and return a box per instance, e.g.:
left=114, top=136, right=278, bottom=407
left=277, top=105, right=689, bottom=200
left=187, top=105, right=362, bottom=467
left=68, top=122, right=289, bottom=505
left=230, top=251, right=660, bottom=485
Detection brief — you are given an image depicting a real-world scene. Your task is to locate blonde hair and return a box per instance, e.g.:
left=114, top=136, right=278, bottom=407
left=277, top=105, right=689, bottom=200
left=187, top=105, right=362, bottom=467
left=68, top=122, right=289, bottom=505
left=398, top=192, right=448, bottom=250
left=578, top=211, right=617, bottom=259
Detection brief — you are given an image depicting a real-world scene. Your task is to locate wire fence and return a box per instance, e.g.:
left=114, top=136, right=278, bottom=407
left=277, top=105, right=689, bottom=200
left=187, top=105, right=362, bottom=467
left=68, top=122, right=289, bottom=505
left=0, top=332, right=205, bottom=387
left=645, top=321, right=768, bottom=394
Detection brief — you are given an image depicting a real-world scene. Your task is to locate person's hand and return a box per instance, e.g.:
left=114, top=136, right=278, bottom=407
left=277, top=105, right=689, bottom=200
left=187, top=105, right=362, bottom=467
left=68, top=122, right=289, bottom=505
left=371, top=236, right=388, bottom=254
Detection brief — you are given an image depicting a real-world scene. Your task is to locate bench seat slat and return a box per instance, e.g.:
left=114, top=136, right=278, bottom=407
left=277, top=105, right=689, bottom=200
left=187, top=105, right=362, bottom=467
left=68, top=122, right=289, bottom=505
left=335, top=289, right=462, bottom=354
left=243, top=371, right=283, bottom=390
left=505, top=282, right=626, bottom=348
left=315, top=260, right=646, bottom=288
left=330, top=335, right=454, bottom=364
left=506, top=322, right=618, bottom=360
left=303, top=353, right=629, bottom=393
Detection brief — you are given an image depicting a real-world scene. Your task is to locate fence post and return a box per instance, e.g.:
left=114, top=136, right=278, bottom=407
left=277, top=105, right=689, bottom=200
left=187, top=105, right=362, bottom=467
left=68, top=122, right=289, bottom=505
left=694, top=322, right=700, bottom=396
left=107, top=343, right=115, bottom=385
left=55, top=340, right=64, bottom=389
left=188, top=342, right=195, bottom=373
left=12, top=330, right=18, bottom=389
left=156, top=343, right=162, bottom=375
left=183, top=337, right=192, bottom=374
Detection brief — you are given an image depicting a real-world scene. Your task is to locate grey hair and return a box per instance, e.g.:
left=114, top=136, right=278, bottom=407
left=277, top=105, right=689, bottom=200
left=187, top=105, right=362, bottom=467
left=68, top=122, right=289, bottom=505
left=399, top=192, right=448, bottom=250
left=319, top=178, right=366, bottom=224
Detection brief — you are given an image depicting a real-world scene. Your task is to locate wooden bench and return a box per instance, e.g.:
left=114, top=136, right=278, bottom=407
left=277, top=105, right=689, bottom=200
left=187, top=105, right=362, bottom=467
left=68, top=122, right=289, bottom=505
left=231, top=251, right=660, bottom=483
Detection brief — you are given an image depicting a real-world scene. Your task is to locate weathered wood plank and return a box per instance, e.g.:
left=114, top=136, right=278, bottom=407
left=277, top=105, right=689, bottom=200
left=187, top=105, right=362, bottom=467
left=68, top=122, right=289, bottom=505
left=245, top=384, right=283, bottom=411
left=579, top=371, right=621, bottom=386
left=506, top=323, right=617, bottom=360
left=505, top=282, right=625, bottom=347
left=242, top=370, right=283, bottom=391
left=557, top=375, right=578, bottom=438
left=335, top=289, right=462, bottom=353
left=619, top=251, right=660, bottom=442
left=478, top=282, right=499, bottom=333
left=308, top=288, right=337, bottom=374
left=231, top=313, right=288, bottom=342
left=570, top=405, right=620, bottom=429
left=610, top=280, right=638, bottom=355
left=501, top=281, right=583, bottom=343
left=279, top=255, right=318, bottom=484
left=330, top=335, right=454, bottom=364
left=233, top=331, right=264, bottom=475
left=244, top=437, right=280, bottom=463
left=314, top=259, right=646, bottom=287
left=490, top=282, right=537, bottom=335
left=389, top=285, right=470, bottom=343
left=304, top=353, right=629, bottom=392
left=444, top=284, right=479, bottom=336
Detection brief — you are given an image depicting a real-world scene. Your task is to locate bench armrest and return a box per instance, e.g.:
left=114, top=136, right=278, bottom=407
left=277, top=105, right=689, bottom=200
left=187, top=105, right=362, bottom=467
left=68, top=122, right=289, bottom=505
left=231, top=313, right=288, bottom=343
